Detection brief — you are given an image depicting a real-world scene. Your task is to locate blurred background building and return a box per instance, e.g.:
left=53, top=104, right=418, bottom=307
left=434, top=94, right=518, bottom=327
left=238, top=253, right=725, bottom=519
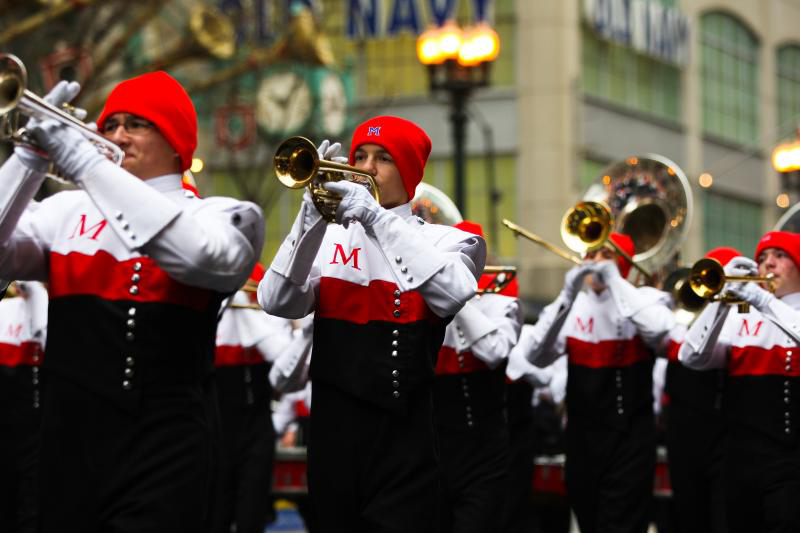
left=2, top=0, right=800, bottom=313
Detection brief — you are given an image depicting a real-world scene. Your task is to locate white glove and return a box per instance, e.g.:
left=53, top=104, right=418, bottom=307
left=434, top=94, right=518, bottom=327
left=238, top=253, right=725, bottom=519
left=590, top=259, right=621, bottom=286
left=724, top=256, right=758, bottom=277
left=316, top=139, right=341, bottom=161
left=324, top=179, right=384, bottom=229
left=15, top=80, right=85, bottom=171
left=562, top=263, right=594, bottom=301
left=28, top=118, right=104, bottom=181
left=725, top=281, right=773, bottom=311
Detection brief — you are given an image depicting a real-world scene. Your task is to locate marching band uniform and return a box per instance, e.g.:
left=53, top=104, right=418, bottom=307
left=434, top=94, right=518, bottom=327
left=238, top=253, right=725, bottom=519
left=680, top=232, right=800, bottom=533
left=0, top=75, right=264, bottom=532
left=501, top=324, right=554, bottom=533
left=0, top=281, right=47, bottom=533
left=663, top=247, right=736, bottom=533
left=259, top=116, right=485, bottom=533
left=518, top=233, right=673, bottom=533
left=433, top=220, right=521, bottom=533
left=213, top=265, right=298, bottom=533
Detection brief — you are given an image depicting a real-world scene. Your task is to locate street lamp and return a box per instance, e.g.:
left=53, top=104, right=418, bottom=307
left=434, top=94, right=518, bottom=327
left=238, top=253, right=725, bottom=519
left=772, top=132, right=800, bottom=208
left=416, top=20, right=499, bottom=215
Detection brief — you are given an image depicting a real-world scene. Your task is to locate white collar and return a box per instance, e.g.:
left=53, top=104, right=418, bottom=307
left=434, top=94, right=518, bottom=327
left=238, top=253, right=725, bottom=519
left=389, top=202, right=413, bottom=219
left=780, top=292, right=800, bottom=309
left=144, top=173, right=183, bottom=193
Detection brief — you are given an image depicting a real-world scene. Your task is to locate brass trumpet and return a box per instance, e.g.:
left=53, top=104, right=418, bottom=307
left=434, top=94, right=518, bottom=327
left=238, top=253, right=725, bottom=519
left=688, top=257, right=775, bottom=313
left=561, top=201, right=652, bottom=280
left=478, top=265, right=518, bottom=295
left=0, top=54, right=124, bottom=178
left=274, top=136, right=380, bottom=223
left=663, top=267, right=706, bottom=314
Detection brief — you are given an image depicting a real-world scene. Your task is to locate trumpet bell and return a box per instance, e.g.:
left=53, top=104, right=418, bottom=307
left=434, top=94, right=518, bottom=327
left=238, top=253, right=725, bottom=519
left=663, top=267, right=706, bottom=313
left=0, top=55, right=26, bottom=115
left=274, top=136, right=318, bottom=189
left=689, top=258, right=726, bottom=299
left=561, top=201, right=613, bottom=254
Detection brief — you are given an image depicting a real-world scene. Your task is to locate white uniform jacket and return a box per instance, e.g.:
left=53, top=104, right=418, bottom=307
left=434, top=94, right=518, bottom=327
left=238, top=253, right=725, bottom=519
left=0, top=156, right=264, bottom=411
left=680, top=293, right=800, bottom=443
left=520, top=284, right=673, bottom=427
left=259, top=201, right=485, bottom=413
left=0, top=281, right=48, bottom=421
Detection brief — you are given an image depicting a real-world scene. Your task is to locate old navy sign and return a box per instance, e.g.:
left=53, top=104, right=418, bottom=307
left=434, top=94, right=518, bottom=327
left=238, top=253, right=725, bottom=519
left=583, top=0, right=690, bottom=66
left=347, top=0, right=493, bottom=38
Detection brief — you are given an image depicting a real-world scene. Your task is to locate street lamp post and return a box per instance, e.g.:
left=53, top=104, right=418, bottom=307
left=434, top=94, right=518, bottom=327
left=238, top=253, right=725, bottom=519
left=416, top=21, right=499, bottom=216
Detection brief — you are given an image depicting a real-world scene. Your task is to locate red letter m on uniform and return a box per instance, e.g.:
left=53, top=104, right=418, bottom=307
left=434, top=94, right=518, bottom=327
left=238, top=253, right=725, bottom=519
left=69, top=214, right=108, bottom=240
left=330, top=244, right=361, bottom=270
left=576, top=317, right=594, bottom=333
left=738, top=319, right=764, bottom=337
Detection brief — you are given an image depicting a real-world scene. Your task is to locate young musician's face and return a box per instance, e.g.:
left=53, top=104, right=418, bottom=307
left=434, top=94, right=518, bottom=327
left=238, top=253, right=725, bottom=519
left=757, top=247, right=800, bottom=297
left=584, top=247, right=615, bottom=293
left=101, top=113, right=181, bottom=180
left=351, top=144, right=408, bottom=208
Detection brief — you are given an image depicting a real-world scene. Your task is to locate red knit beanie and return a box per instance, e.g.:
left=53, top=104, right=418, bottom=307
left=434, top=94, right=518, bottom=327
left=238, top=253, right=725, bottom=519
left=610, top=233, right=635, bottom=278
left=454, top=220, right=484, bottom=237
left=705, top=246, right=741, bottom=267
left=97, top=71, right=197, bottom=172
left=349, top=116, right=431, bottom=201
left=755, top=231, right=800, bottom=270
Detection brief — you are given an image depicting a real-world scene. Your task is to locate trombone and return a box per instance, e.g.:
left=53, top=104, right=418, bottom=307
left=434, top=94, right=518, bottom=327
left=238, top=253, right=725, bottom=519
left=688, top=257, right=775, bottom=313
left=274, top=136, right=380, bottom=223
left=0, top=54, right=124, bottom=178
left=502, top=219, right=582, bottom=265
left=561, top=201, right=652, bottom=280
left=478, top=265, right=518, bottom=295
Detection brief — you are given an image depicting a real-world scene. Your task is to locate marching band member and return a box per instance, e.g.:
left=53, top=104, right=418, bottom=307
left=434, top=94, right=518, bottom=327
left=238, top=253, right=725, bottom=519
left=0, top=74, right=264, bottom=532
left=0, top=281, right=47, bottom=533
left=516, top=233, right=673, bottom=533
left=213, top=264, right=299, bottom=533
left=663, top=247, right=737, bottom=533
left=679, top=232, right=800, bottom=532
left=259, top=116, right=485, bottom=532
left=432, top=220, right=521, bottom=533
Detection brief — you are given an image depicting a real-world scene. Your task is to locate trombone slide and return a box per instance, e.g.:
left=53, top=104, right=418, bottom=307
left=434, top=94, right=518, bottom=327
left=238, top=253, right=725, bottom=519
left=502, top=219, right=582, bottom=265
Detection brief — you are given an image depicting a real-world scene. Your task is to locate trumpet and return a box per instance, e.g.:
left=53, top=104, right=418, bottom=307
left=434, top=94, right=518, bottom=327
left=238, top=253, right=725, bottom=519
left=478, top=265, right=517, bottom=295
left=688, top=257, right=775, bottom=313
left=0, top=54, right=124, bottom=179
left=502, top=219, right=582, bottom=265
left=274, top=136, right=380, bottom=223
left=663, top=267, right=706, bottom=314
left=561, top=201, right=652, bottom=280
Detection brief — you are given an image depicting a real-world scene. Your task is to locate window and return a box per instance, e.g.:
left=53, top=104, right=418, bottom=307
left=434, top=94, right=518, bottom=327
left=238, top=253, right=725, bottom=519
left=703, top=191, right=763, bottom=257
left=700, top=12, right=759, bottom=146
left=580, top=0, right=682, bottom=122
left=777, top=45, right=800, bottom=140
left=322, top=0, right=516, bottom=100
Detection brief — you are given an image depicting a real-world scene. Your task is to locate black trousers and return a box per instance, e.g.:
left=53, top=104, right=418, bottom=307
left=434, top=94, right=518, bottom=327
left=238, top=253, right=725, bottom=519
left=725, top=428, right=800, bottom=533
left=437, top=421, right=509, bottom=533
left=565, top=413, right=655, bottom=533
left=665, top=405, right=727, bottom=533
left=308, top=381, right=440, bottom=533
left=496, top=418, right=536, bottom=533
left=38, top=376, right=219, bottom=533
left=0, top=422, right=38, bottom=533
left=214, top=397, right=276, bottom=533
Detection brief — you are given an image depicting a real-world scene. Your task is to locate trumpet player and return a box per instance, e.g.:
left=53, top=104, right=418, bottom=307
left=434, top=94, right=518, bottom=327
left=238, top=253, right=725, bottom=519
left=679, top=232, right=800, bottom=533
left=514, top=233, right=673, bottom=533
left=0, top=281, right=47, bottom=533
left=432, top=220, right=521, bottom=533
left=259, top=116, right=485, bottom=533
left=0, top=73, right=264, bottom=532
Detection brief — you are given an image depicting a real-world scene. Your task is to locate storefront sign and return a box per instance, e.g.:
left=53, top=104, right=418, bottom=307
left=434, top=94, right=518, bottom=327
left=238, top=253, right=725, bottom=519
left=347, top=0, right=493, bottom=38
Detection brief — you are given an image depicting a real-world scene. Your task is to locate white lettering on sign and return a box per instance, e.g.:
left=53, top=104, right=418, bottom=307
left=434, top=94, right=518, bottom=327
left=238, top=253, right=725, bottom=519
left=347, top=0, right=493, bottom=38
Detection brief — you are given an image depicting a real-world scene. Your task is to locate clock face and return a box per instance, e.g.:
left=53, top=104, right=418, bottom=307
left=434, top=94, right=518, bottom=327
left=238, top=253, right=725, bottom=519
left=256, top=71, right=313, bottom=137
left=319, top=72, right=347, bottom=137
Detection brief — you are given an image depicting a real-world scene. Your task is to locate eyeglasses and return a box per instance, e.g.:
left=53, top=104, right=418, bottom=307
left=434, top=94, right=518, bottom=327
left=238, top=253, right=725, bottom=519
left=100, top=117, right=155, bottom=135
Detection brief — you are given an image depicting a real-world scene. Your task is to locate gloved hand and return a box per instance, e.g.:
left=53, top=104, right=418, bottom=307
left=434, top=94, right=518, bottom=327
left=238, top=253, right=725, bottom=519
left=562, top=263, right=594, bottom=301
left=324, top=179, right=384, bottom=229
left=28, top=119, right=104, bottom=181
left=723, top=256, right=758, bottom=277
left=590, top=259, right=622, bottom=286
left=725, top=280, right=773, bottom=311
left=15, top=80, right=85, bottom=171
